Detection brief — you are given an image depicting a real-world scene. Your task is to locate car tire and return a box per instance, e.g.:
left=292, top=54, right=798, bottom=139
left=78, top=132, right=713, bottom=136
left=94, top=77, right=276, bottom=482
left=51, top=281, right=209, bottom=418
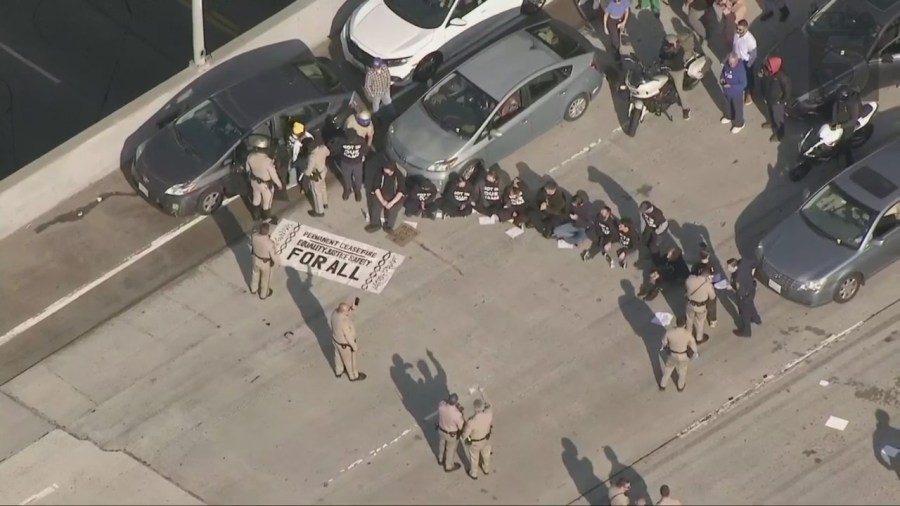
left=413, top=52, right=443, bottom=83
left=198, top=187, right=224, bottom=215
left=564, top=93, right=590, bottom=122
left=521, top=0, right=546, bottom=15
left=833, top=272, right=862, bottom=303
left=460, top=159, right=485, bottom=183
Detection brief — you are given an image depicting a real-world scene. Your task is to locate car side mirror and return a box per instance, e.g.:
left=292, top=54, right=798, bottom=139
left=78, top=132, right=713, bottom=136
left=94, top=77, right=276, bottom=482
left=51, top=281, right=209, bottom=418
left=802, top=188, right=811, bottom=200
left=489, top=129, right=502, bottom=138
left=449, top=18, right=467, bottom=27
left=871, top=237, right=886, bottom=247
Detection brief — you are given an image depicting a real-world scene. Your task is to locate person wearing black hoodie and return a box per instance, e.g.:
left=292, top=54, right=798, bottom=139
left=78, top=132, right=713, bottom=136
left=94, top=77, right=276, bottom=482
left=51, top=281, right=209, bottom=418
left=552, top=192, right=594, bottom=248
left=534, top=181, right=569, bottom=238
left=404, top=176, right=442, bottom=219
left=441, top=177, right=476, bottom=217
left=759, top=55, right=791, bottom=142
left=474, top=169, right=505, bottom=217
left=497, top=177, right=531, bottom=227
left=640, top=246, right=690, bottom=301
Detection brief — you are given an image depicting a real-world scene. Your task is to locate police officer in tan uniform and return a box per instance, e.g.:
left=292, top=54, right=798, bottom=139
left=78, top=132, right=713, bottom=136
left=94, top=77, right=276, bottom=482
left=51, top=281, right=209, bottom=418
left=436, top=393, right=465, bottom=472
left=608, top=478, right=631, bottom=506
left=685, top=264, right=717, bottom=344
left=657, top=484, right=684, bottom=505
left=344, top=110, right=374, bottom=147
left=250, top=222, right=278, bottom=300
left=330, top=300, right=367, bottom=382
left=246, top=136, right=283, bottom=222
left=304, top=132, right=329, bottom=218
left=659, top=324, right=699, bottom=392
left=462, top=387, right=493, bottom=480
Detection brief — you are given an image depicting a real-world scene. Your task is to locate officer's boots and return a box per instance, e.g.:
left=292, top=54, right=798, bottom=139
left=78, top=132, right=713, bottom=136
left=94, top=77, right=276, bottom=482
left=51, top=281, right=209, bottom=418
left=250, top=205, right=262, bottom=221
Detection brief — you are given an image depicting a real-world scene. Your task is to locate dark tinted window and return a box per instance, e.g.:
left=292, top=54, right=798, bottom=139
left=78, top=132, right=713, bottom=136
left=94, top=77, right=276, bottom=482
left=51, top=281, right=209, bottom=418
left=295, top=61, right=342, bottom=94
left=867, top=0, right=897, bottom=12
left=526, top=67, right=570, bottom=102
left=849, top=165, right=899, bottom=199
left=526, top=24, right=584, bottom=59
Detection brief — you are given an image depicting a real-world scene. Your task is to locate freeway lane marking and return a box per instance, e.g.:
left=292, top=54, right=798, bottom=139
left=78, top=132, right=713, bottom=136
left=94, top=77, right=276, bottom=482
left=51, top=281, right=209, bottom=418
left=0, top=41, right=61, bottom=84
left=175, top=0, right=240, bottom=37
left=19, top=483, right=59, bottom=505
left=0, top=196, right=239, bottom=348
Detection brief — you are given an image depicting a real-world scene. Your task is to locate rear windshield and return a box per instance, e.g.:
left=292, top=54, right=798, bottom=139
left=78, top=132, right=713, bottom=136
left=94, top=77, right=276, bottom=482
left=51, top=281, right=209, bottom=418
left=295, top=61, right=343, bottom=94
left=526, top=24, right=584, bottom=59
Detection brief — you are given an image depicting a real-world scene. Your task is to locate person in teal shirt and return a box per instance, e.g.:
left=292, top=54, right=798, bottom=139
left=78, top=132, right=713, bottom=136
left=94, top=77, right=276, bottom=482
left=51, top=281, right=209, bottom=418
left=639, top=0, right=660, bottom=16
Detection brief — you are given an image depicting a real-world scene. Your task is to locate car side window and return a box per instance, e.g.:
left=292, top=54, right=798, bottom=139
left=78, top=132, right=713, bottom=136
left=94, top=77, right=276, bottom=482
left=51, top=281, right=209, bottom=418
left=873, top=202, right=900, bottom=238
left=490, top=89, right=524, bottom=130
left=876, top=19, right=900, bottom=55
left=881, top=37, right=900, bottom=57
left=284, top=101, right=330, bottom=126
left=251, top=118, right=274, bottom=138
left=526, top=66, right=571, bottom=103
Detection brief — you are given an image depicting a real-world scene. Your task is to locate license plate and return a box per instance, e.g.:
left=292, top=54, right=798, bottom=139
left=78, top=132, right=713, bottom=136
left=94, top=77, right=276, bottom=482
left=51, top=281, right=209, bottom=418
left=137, top=182, right=149, bottom=197
left=768, top=279, right=782, bottom=293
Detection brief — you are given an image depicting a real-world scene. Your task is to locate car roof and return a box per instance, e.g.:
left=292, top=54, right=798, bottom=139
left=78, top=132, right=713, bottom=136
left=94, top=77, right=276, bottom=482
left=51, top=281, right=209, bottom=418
left=860, top=0, right=900, bottom=15
left=457, top=26, right=563, bottom=100
left=213, top=62, right=330, bottom=129
left=832, top=139, right=900, bottom=209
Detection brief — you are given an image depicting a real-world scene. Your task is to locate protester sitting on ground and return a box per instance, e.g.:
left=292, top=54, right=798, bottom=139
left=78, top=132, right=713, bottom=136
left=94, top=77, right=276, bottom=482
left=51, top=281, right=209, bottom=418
left=497, top=177, right=532, bottom=228
left=441, top=176, right=476, bottom=218
left=474, top=168, right=505, bottom=217
left=404, top=175, right=442, bottom=219
left=552, top=192, right=594, bottom=248
left=533, top=180, right=569, bottom=238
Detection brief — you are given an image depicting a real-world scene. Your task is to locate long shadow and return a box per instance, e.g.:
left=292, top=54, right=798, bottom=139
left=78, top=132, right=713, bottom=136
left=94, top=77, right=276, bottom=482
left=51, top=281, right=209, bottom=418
left=670, top=17, right=726, bottom=115
left=562, top=437, right=608, bottom=505
left=390, top=350, right=451, bottom=462
left=587, top=165, right=650, bottom=270
left=515, top=161, right=551, bottom=190
left=212, top=204, right=253, bottom=288
left=605, top=445, right=651, bottom=505
left=618, top=279, right=664, bottom=383
left=874, top=409, right=900, bottom=480
left=675, top=221, right=741, bottom=327
left=286, top=268, right=333, bottom=371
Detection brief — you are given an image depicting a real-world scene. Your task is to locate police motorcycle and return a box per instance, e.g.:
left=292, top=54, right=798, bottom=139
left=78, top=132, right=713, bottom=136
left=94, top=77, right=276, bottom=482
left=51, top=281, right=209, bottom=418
left=788, top=100, right=878, bottom=182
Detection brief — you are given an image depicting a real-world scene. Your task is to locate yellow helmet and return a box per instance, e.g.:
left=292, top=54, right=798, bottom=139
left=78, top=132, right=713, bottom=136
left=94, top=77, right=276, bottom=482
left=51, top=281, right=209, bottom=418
left=292, top=122, right=305, bottom=135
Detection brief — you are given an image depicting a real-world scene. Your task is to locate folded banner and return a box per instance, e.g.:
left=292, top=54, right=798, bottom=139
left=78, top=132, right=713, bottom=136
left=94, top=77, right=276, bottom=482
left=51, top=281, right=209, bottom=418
left=271, top=219, right=405, bottom=294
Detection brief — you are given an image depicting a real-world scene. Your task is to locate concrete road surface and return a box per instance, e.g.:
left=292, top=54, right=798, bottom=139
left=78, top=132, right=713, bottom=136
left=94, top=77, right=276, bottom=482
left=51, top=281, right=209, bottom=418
left=1, top=0, right=900, bottom=503
left=0, top=0, right=292, bottom=179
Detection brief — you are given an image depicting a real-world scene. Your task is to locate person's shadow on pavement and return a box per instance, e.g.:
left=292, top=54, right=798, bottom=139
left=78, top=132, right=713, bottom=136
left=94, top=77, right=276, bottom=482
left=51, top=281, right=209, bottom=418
left=605, top=445, right=651, bottom=505
left=562, top=437, right=608, bottom=505
left=390, top=350, right=451, bottom=463
left=873, top=409, right=900, bottom=480
left=286, top=268, right=334, bottom=372
left=618, top=279, right=664, bottom=385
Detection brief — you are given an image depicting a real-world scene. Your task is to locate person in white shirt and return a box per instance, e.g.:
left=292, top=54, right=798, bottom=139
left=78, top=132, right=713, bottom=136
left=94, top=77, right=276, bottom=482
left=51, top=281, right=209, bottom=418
left=732, top=19, right=757, bottom=105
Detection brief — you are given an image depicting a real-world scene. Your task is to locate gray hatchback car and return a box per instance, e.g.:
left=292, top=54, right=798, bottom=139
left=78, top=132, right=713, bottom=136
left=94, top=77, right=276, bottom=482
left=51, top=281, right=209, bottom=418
left=385, top=19, right=603, bottom=189
left=756, top=141, right=900, bottom=306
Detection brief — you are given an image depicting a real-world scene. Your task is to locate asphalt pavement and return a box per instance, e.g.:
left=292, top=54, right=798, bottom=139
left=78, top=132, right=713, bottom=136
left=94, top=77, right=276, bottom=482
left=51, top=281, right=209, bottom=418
left=1, top=0, right=899, bottom=504
left=0, top=0, right=292, bottom=179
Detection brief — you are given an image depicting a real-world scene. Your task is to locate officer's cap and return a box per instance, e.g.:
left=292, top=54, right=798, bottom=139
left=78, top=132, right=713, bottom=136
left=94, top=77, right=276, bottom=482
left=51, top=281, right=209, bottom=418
left=292, top=122, right=305, bottom=135
left=473, top=399, right=484, bottom=411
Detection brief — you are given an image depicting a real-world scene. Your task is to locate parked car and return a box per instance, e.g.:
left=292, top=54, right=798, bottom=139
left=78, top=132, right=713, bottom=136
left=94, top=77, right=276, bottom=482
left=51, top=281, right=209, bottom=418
left=756, top=140, right=900, bottom=306
left=385, top=19, right=603, bottom=190
left=131, top=57, right=353, bottom=216
left=341, top=0, right=546, bottom=84
left=766, top=0, right=900, bottom=119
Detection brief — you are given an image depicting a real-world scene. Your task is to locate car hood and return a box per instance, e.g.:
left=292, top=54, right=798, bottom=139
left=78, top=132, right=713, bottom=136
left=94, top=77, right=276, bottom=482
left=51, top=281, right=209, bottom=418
left=760, top=213, right=855, bottom=281
left=137, top=126, right=207, bottom=187
left=389, top=102, right=467, bottom=167
left=349, top=1, right=435, bottom=58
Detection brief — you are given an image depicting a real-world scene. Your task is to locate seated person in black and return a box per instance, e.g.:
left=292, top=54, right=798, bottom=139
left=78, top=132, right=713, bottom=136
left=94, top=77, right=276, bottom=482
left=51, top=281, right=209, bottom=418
left=441, top=177, right=475, bottom=217
left=533, top=181, right=569, bottom=238
left=582, top=206, right=620, bottom=264
left=474, top=169, right=505, bottom=217
left=497, top=177, right=531, bottom=227
left=404, top=175, right=442, bottom=219
left=640, top=246, right=690, bottom=301
left=615, top=218, right=641, bottom=269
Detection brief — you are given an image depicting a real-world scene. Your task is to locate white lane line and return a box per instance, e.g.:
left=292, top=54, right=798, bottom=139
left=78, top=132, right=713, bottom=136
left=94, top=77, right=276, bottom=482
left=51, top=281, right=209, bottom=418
left=0, top=196, right=239, bottom=347
left=549, top=136, right=604, bottom=174
left=19, top=483, right=59, bottom=505
left=0, top=41, right=61, bottom=84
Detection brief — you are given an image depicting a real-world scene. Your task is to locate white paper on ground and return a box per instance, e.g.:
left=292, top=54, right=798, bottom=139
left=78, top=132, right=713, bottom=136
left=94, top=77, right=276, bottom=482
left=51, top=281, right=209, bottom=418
left=825, top=416, right=849, bottom=431
left=505, top=227, right=525, bottom=239
left=403, top=220, right=418, bottom=229
left=479, top=215, right=498, bottom=225
left=819, top=380, right=830, bottom=387
left=651, top=312, right=674, bottom=327
left=557, top=240, right=575, bottom=249
left=880, top=445, right=899, bottom=465
left=714, top=279, right=732, bottom=290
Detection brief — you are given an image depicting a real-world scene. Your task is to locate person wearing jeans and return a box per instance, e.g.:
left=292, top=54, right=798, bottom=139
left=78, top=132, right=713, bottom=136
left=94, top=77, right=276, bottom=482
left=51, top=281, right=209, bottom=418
left=720, top=52, right=747, bottom=134
left=732, top=19, right=757, bottom=105
left=553, top=193, right=593, bottom=248
left=364, top=58, right=393, bottom=113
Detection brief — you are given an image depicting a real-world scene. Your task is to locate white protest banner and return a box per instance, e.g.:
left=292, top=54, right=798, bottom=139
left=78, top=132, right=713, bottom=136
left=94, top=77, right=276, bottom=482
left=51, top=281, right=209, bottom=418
left=271, top=220, right=405, bottom=294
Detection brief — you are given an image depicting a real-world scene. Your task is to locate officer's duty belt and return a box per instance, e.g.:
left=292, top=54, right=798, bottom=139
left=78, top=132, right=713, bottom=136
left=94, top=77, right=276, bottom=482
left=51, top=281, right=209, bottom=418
left=250, top=174, right=271, bottom=185
left=253, top=254, right=272, bottom=262
left=332, top=340, right=350, bottom=349
left=666, top=348, right=687, bottom=354
left=469, top=431, right=491, bottom=443
left=688, top=299, right=708, bottom=307
left=437, top=426, right=460, bottom=437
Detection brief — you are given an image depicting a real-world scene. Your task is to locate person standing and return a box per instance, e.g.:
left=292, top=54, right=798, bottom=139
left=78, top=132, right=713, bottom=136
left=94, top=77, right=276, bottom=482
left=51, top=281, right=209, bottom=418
left=603, top=0, right=631, bottom=61
left=345, top=110, right=375, bottom=147
left=366, top=162, right=406, bottom=233
left=639, top=200, right=670, bottom=262
left=759, top=55, right=791, bottom=142
left=608, top=478, right=632, bottom=506
left=718, top=0, right=747, bottom=53
left=659, top=33, right=693, bottom=120
left=463, top=387, right=494, bottom=480
left=760, top=0, right=789, bottom=22
left=638, top=0, right=660, bottom=17
left=331, top=301, right=367, bottom=382
left=727, top=257, right=761, bottom=337
left=246, top=139, right=283, bottom=222
left=303, top=132, right=329, bottom=217
left=720, top=52, right=747, bottom=134
left=657, top=485, right=683, bottom=505
left=287, top=121, right=313, bottom=186
left=659, top=322, right=699, bottom=392
left=732, top=19, right=757, bottom=105
left=685, top=264, right=717, bottom=344
left=686, top=0, right=713, bottom=43
left=364, top=58, right=393, bottom=113
left=250, top=223, right=278, bottom=300
left=436, top=393, right=465, bottom=472
left=337, top=128, right=368, bottom=202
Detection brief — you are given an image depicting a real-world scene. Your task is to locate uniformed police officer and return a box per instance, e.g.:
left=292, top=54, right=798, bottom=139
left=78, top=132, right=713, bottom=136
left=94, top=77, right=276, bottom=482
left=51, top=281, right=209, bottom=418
left=345, top=109, right=375, bottom=147
left=691, top=244, right=719, bottom=328
left=463, top=387, right=493, bottom=480
left=436, top=393, right=465, bottom=472
left=366, top=162, right=406, bottom=233
left=727, top=257, right=761, bottom=337
left=685, top=264, right=717, bottom=344
left=303, top=132, right=329, bottom=218
left=608, top=478, right=632, bottom=506
left=639, top=200, right=670, bottom=262
left=330, top=300, right=367, bottom=381
left=250, top=222, right=278, bottom=300
left=659, top=323, right=699, bottom=391
left=246, top=137, right=283, bottom=222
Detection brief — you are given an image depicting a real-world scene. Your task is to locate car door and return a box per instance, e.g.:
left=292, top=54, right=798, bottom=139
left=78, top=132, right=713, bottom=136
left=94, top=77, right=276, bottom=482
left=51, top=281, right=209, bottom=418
left=870, top=36, right=900, bottom=93
left=521, top=65, right=574, bottom=134
left=857, top=201, right=900, bottom=276
left=470, top=86, right=534, bottom=165
left=276, top=100, right=332, bottom=187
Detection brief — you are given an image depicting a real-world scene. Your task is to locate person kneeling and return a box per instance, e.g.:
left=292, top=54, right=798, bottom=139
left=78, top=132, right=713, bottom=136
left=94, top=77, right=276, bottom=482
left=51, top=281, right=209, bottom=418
left=641, top=246, right=690, bottom=301
left=404, top=176, right=442, bottom=219
left=365, top=162, right=406, bottom=233
left=441, top=177, right=475, bottom=218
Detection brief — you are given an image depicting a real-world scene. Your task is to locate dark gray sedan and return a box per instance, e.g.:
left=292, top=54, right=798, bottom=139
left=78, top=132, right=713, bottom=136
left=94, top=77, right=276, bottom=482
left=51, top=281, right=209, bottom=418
left=131, top=57, right=352, bottom=216
left=756, top=141, right=900, bottom=306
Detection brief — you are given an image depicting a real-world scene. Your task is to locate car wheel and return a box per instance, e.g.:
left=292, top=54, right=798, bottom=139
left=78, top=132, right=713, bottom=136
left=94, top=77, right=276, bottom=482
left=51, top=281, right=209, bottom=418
left=564, top=93, right=589, bottom=122
left=198, top=187, right=224, bottom=215
left=521, top=0, right=546, bottom=15
left=460, top=160, right=484, bottom=183
left=413, top=52, right=443, bottom=83
left=833, top=272, right=862, bottom=303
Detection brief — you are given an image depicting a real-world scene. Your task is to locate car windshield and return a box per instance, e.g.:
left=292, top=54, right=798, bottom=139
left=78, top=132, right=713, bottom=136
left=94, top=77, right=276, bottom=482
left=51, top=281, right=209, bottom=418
left=806, top=0, right=880, bottom=48
left=800, top=182, right=877, bottom=249
left=173, top=99, right=244, bottom=162
left=383, top=0, right=453, bottom=30
left=421, top=72, right=497, bottom=139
